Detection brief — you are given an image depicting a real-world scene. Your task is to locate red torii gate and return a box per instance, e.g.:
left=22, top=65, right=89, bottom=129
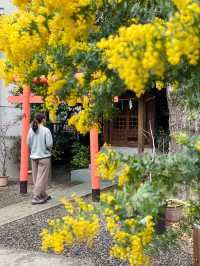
left=8, top=84, right=100, bottom=200
left=8, top=85, right=43, bottom=193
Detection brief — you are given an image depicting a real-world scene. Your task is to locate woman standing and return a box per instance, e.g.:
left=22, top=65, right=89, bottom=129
left=27, top=113, right=53, bottom=205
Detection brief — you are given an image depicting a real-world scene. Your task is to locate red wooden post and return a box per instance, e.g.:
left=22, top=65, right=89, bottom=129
left=90, top=127, right=100, bottom=201
left=20, top=86, right=30, bottom=193
left=8, top=86, right=43, bottom=194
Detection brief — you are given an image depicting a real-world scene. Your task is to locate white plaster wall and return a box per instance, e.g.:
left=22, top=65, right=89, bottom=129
left=0, top=1, right=20, bottom=178
left=0, top=84, right=21, bottom=179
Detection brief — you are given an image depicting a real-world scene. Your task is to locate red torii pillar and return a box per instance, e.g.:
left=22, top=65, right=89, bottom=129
left=90, top=127, right=100, bottom=201
left=75, top=73, right=100, bottom=200
left=8, top=85, right=43, bottom=194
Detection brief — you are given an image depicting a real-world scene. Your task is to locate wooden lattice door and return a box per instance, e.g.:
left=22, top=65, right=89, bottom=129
left=110, top=100, right=138, bottom=147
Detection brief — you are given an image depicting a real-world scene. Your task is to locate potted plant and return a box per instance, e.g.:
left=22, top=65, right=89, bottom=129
left=165, top=199, right=184, bottom=223
left=0, top=121, right=16, bottom=186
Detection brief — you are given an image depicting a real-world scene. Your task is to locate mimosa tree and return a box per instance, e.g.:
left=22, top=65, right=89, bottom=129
left=2, top=0, right=200, bottom=135
left=1, top=1, right=200, bottom=265
left=0, top=0, right=192, bottom=130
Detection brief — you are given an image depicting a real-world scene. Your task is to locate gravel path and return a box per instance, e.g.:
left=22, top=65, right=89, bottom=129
left=0, top=180, right=33, bottom=208
left=0, top=205, right=192, bottom=266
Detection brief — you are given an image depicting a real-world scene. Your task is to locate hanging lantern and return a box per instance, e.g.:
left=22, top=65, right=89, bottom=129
left=113, top=96, right=119, bottom=103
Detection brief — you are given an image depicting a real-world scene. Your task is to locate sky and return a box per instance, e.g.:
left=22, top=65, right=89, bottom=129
left=0, top=0, right=16, bottom=14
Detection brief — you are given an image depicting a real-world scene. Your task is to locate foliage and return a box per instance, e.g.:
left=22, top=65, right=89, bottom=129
left=41, top=194, right=100, bottom=253
left=174, top=132, right=200, bottom=225
left=174, top=132, right=200, bottom=184
left=1, top=1, right=200, bottom=133
left=9, top=136, right=21, bottom=169
left=155, top=128, right=170, bottom=153
left=0, top=120, right=17, bottom=176
left=70, top=142, right=90, bottom=170
left=41, top=192, right=155, bottom=266
left=96, top=144, right=194, bottom=200
left=186, top=200, right=200, bottom=225
left=50, top=131, right=75, bottom=164
left=41, top=138, right=200, bottom=265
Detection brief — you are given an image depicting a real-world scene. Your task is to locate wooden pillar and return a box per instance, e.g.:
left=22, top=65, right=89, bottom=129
left=20, top=85, right=30, bottom=193
left=193, top=224, right=200, bottom=266
left=138, top=96, right=145, bottom=153
left=90, top=127, right=100, bottom=201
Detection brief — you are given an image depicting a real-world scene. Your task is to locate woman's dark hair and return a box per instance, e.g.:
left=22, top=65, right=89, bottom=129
left=32, top=113, right=46, bottom=133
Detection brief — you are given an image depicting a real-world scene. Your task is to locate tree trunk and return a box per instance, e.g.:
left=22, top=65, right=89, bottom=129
left=167, top=88, right=200, bottom=153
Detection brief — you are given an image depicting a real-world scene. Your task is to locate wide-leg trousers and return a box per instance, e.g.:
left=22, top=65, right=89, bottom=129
left=31, top=157, right=51, bottom=199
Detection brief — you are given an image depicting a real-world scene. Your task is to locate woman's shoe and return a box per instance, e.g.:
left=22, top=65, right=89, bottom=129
left=46, top=195, right=52, bottom=200
left=32, top=196, right=47, bottom=205
left=43, top=195, right=52, bottom=201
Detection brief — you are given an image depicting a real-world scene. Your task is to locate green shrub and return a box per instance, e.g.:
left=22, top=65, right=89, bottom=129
left=70, top=143, right=90, bottom=169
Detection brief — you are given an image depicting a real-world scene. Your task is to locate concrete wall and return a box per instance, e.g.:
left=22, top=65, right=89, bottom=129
left=0, top=1, right=20, bottom=178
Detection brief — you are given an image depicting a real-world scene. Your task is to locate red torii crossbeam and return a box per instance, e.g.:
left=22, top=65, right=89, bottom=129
left=8, top=85, right=43, bottom=194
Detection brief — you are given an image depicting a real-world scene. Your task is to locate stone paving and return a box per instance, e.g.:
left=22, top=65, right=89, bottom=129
left=0, top=248, right=94, bottom=266
left=0, top=181, right=92, bottom=227
left=0, top=168, right=111, bottom=226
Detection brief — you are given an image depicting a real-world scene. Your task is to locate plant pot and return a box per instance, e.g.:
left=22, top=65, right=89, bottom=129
left=165, top=200, right=183, bottom=223
left=0, top=176, right=8, bottom=187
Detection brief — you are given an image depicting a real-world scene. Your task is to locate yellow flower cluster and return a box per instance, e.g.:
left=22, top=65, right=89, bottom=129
left=41, top=190, right=154, bottom=266
left=108, top=216, right=154, bottom=266
left=100, top=189, right=154, bottom=265
left=138, top=216, right=155, bottom=246
left=96, top=145, right=120, bottom=181
left=69, top=41, right=90, bottom=56
left=45, top=79, right=67, bottom=121
left=45, top=95, right=60, bottom=122
left=0, top=11, right=48, bottom=83
left=173, top=132, right=189, bottom=145
left=41, top=215, right=100, bottom=252
left=2, top=0, right=199, bottom=130
left=98, top=19, right=165, bottom=97
left=90, top=70, right=108, bottom=88
left=68, top=107, right=95, bottom=135
left=71, top=193, right=95, bottom=212
left=118, top=163, right=130, bottom=187
left=12, top=0, right=30, bottom=9
left=98, top=0, right=200, bottom=96
left=166, top=0, right=200, bottom=65
left=172, top=0, right=192, bottom=10
left=0, top=0, right=101, bottom=85
left=195, top=140, right=200, bottom=152
left=100, top=193, right=115, bottom=205
left=41, top=194, right=100, bottom=252
left=155, top=81, right=164, bottom=91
